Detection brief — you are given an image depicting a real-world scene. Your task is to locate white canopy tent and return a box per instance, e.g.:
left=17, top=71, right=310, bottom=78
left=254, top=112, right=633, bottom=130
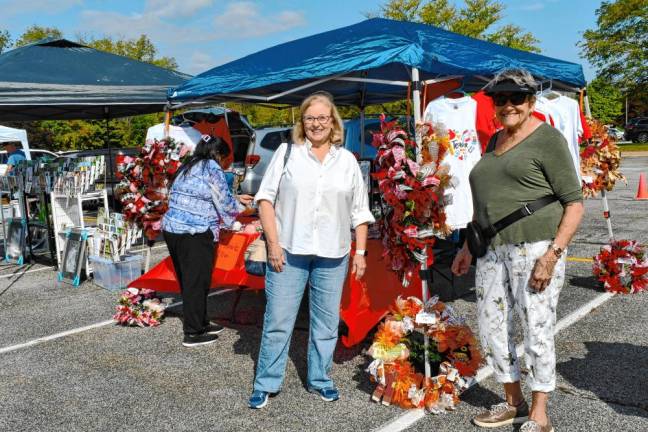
left=0, top=125, right=32, bottom=160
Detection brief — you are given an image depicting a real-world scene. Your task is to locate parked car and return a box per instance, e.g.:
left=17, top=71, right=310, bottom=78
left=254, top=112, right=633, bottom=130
left=625, top=117, right=648, bottom=143
left=171, top=107, right=254, bottom=167
left=238, top=116, right=405, bottom=194
left=605, top=125, right=625, bottom=141
left=0, top=148, right=59, bottom=176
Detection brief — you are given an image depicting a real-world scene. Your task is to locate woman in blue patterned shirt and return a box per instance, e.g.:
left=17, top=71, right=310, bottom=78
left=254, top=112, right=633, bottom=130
left=163, top=135, right=253, bottom=347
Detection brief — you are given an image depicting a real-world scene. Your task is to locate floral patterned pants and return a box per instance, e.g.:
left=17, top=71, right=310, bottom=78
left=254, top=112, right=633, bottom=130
left=475, top=240, right=566, bottom=393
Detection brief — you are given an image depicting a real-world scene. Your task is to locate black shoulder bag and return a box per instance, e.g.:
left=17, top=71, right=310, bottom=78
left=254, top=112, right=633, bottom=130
left=466, top=195, right=557, bottom=258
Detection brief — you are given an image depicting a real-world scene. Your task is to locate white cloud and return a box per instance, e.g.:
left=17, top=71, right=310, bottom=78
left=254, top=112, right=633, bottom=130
left=144, top=0, right=214, bottom=18
left=213, top=2, right=306, bottom=38
left=187, top=51, right=216, bottom=74
left=2, top=0, right=82, bottom=16
left=77, top=10, right=210, bottom=44
left=519, top=2, right=545, bottom=11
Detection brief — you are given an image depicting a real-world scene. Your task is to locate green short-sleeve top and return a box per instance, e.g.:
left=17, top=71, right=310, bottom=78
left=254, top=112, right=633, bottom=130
left=468, top=123, right=583, bottom=247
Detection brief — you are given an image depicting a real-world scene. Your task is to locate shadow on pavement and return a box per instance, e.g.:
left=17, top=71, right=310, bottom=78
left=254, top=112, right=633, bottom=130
left=557, top=341, right=648, bottom=418
left=568, top=274, right=605, bottom=292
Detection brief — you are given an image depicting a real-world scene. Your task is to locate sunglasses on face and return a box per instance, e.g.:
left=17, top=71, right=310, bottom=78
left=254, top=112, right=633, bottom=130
left=492, top=93, right=530, bottom=107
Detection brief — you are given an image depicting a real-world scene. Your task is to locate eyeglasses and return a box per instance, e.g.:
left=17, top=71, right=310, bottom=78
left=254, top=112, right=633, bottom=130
left=492, top=93, right=530, bottom=107
left=303, top=115, right=331, bottom=125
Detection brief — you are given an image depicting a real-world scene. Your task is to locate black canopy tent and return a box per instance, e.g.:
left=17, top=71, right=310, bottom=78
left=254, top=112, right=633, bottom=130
left=0, top=38, right=191, bottom=263
left=0, top=38, right=190, bottom=121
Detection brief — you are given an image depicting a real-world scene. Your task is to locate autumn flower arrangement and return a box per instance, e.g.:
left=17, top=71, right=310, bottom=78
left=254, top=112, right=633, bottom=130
left=117, top=138, right=190, bottom=241
left=371, top=116, right=452, bottom=286
left=366, top=295, right=482, bottom=413
left=592, top=240, right=648, bottom=294
left=113, top=288, right=166, bottom=327
left=580, top=119, right=626, bottom=198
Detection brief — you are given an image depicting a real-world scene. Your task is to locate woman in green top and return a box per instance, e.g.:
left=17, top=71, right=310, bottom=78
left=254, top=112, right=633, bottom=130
left=452, top=69, right=584, bottom=432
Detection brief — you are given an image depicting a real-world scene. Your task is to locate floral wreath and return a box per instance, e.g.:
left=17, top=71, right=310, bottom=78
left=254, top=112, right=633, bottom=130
left=593, top=240, right=648, bottom=294
left=371, top=116, right=452, bottom=286
left=580, top=119, right=626, bottom=198
left=117, top=137, right=189, bottom=241
left=113, top=288, right=166, bottom=327
left=366, top=296, right=482, bottom=413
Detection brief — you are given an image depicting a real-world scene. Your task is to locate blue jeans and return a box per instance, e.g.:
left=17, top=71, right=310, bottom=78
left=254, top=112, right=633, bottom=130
left=253, top=250, right=349, bottom=392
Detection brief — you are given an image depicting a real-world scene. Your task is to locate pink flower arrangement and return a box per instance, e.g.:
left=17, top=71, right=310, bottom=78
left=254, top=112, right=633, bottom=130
left=113, top=288, right=165, bottom=327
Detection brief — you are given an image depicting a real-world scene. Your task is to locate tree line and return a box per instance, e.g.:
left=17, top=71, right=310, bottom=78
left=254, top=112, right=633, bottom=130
left=0, top=0, right=642, bottom=152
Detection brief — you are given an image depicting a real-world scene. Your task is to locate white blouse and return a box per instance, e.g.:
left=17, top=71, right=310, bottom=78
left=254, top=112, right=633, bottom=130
left=254, top=140, right=375, bottom=258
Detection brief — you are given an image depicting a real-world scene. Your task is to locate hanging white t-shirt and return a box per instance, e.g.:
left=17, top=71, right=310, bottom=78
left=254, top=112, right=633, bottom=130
left=145, top=124, right=202, bottom=153
left=535, top=95, right=583, bottom=183
left=423, top=96, right=481, bottom=229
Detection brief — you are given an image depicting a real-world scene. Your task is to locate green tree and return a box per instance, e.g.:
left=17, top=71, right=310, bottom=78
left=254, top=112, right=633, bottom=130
left=0, top=29, right=11, bottom=53
left=14, top=25, right=63, bottom=46
left=587, top=77, right=624, bottom=125
left=380, top=0, right=541, bottom=52
left=579, top=0, right=647, bottom=117
left=79, top=35, right=178, bottom=70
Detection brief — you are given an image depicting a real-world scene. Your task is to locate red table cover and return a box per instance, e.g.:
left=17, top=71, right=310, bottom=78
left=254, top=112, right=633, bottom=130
left=129, top=233, right=422, bottom=347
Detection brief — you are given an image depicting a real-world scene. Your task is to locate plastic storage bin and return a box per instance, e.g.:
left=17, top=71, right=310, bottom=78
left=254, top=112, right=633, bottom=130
left=90, top=255, right=143, bottom=291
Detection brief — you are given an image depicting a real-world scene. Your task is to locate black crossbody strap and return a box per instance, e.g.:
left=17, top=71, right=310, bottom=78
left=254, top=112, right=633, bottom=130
left=483, top=196, right=557, bottom=238
left=273, top=141, right=292, bottom=205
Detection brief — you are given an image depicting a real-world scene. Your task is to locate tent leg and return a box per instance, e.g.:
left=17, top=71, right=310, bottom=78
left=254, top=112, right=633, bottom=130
left=411, top=67, right=423, bottom=160
left=104, top=112, right=116, bottom=211
left=359, top=108, right=365, bottom=158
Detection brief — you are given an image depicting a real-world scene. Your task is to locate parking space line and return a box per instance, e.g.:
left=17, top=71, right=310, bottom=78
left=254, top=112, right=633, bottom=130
left=567, top=257, right=594, bottom=263
left=0, top=288, right=236, bottom=355
left=373, top=291, right=616, bottom=432
left=0, top=266, right=54, bottom=279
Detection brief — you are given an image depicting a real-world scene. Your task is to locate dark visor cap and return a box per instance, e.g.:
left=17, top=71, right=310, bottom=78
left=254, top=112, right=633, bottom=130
left=485, top=80, right=537, bottom=96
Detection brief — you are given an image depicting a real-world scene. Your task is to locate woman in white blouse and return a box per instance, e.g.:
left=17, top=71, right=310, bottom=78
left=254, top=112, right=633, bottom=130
left=248, top=92, right=375, bottom=409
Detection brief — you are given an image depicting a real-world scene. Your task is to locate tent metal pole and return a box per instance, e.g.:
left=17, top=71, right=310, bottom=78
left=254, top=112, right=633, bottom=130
left=412, top=66, right=431, bottom=380
left=583, top=88, right=614, bottom=240
left=104, top=108, right=116, bottom=212
left=359, top=108, right=365, bottom=159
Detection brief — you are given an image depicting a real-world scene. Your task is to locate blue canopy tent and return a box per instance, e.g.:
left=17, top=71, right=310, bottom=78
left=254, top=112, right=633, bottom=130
left=168, top=17, right=586, bottom=110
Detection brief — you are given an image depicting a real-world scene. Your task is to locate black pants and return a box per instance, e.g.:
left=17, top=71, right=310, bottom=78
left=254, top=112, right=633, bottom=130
left=163, top=230, right=215, bottom=335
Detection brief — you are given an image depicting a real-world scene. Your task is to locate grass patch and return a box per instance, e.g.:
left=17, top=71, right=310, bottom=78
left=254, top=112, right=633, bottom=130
left=580, top=143, right=648, bottom=152
left=619, top=143, right=648, bottom=152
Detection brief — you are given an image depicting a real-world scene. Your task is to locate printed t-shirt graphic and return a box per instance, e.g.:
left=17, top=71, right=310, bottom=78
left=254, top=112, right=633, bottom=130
left=423, top=96, right=481, bottom=229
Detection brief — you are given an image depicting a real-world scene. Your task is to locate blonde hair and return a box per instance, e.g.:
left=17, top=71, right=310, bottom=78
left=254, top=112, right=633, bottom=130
left=292, top=92, right=344, bottom=146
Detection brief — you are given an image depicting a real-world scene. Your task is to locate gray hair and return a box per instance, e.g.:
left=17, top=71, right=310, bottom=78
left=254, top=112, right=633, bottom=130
left=485, top=68, right=538, bottom=92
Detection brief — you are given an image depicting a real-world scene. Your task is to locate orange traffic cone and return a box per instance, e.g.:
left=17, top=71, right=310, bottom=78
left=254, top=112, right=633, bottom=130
left=636, top=173, right=648, bottom=200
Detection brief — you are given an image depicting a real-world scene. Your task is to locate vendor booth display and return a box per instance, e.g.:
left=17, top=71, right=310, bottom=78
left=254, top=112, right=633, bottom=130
left=0, top=157, right=108, bottom=268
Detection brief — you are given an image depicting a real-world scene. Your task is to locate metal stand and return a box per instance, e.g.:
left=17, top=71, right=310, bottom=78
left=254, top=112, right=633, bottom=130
left=601, top=189, right=614, bottom=240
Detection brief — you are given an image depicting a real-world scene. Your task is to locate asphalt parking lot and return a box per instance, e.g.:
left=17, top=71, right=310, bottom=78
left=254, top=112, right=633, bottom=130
left=0, top=156, right=646, bottom=432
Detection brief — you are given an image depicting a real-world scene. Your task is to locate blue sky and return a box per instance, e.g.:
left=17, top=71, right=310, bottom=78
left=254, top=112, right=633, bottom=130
left=0, top=0, right=599, bottom=80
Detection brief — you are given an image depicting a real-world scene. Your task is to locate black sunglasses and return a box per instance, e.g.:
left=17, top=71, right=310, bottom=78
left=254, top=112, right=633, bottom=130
left=492, top=93, right=530, bottom=107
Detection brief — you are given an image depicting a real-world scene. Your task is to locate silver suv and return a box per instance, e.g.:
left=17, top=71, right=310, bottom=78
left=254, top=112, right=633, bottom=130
left=238, top=126, right=292, bottom=195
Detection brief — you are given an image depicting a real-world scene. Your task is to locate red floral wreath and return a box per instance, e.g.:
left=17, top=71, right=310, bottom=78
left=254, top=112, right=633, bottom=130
left=371, top=116, right=452, bottom=286
left=593, top=239, right=648, bottom=294
left=117, top=138, right=189, bottom=241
